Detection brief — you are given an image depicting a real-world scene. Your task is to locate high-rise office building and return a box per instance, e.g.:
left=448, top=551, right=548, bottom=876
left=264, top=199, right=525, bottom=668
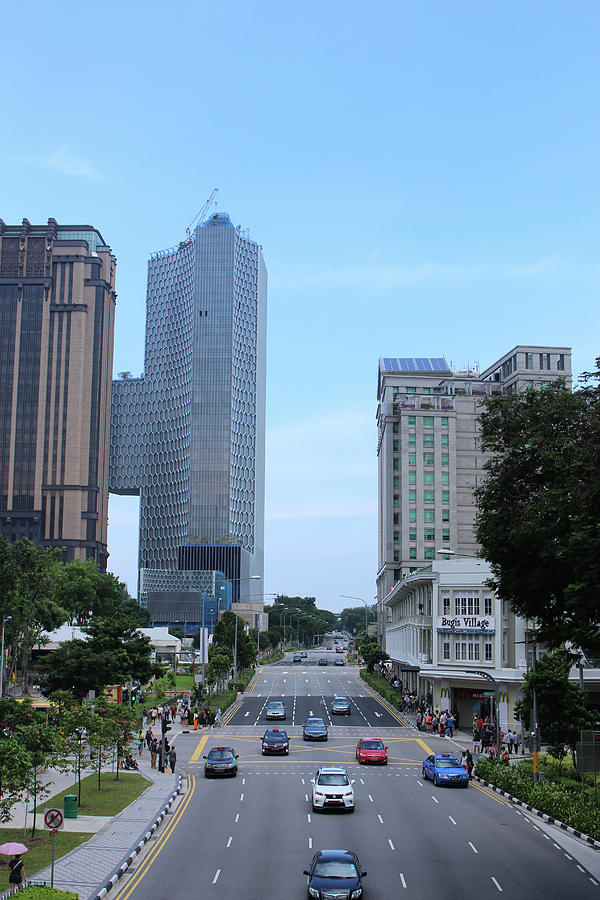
left=110, top=212, right=267, bottom=605
left=376, top=346, right=572, bottom=642
left=0, top=218, right=116, bottom=567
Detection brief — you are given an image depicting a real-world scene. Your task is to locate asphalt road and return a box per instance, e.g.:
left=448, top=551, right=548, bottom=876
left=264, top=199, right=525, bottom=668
left=117, top=651, right=600, bottom=900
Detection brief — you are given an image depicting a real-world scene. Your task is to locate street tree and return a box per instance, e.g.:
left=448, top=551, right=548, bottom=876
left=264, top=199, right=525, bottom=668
left=207, top=647, right=231, bottom=690
left=514, top=648, right=594, bottom=766
left=475, top=368, right=600, bottom=653
left=213, top=611, right=255, bottom=671
left=19, top=722, right=57, bottom=837
left=0, top=733, right=33, bottom=822
left=359, top=637, right=389, bottom=673
left=55, top=701, right=96, bottom=804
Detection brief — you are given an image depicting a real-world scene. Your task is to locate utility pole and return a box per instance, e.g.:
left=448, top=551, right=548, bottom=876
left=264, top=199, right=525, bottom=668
left=531, top=640, right=540, bottom=781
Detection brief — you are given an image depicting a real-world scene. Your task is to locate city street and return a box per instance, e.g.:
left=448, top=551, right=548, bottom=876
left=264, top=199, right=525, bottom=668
left=116, top=653, right=600, bottom=900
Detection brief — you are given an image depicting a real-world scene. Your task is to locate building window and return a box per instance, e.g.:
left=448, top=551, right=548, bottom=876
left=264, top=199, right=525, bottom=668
left=441, top=434, right=449, bottom=448
left=423, top=416, right=434, bottom=428
left=541, top=380, right=551, bottom=388
left=409, top=509, right=416, bottom=522
left=424, top=490, right=435, bottom=503
left=406, top=387, right=416, bottom=393
left=441, top=417, right=448, bottom=428
left=393, top=513, right=399, bottom=525
left=393, top=477, right=399, bottom=489
left=409, top=489, right=416, bottom=502
left=393, top=423, right=399, bottom=434
left=424, top=509, right=435, bottom=523
left=424, top=528, right=435, bottom=541
left=557, top=354, right=565, bottom=371
left=394, top=531, right=399, bottom=543
left=393, top=495, right=399, bottom=507
left=503, top=631, right=509, bottom=665
left=424, top=471, right=434, bottom=485
left=441, top=454, right=449, bottom=466
left=442, top=490, right=449, bottom=503
left=423, top=434, right=434, bottom=447
left=393, top=458, right=399, bottom=470
left=408, top=452, right=416, bottom=465
left=393, top=405, right=399, bottom=415
left=394, top=550, right=400, bottom=562
left=393, top=440, right=399, bottom=451
left=409, top=527, right=417, bottom=540
left=423, top=387, right=431, bottom=394
left=394, top=569, right=401, bottom=581
left=454, top=592, right=480, bottom=615
left=409, top=433, right=416, bottom=445
left=525, top=380, right=533, bottom=389
left=409, top=548, right=417, bottom=559
left=442, top=509, right=449, bottom=521
left=442, top=471, right=449, bottom=485
left=484, top=642, right=493, bottom=661
left=443, top=641, right=450, bottom=660
left=442, top=528, right=450, bottom=541
left=408, top=415, right=416, bottom=425
left=424, top=547, right=435, bottom=559
left=442, top=593, right=451, bottom=614
left=483, top=594, right=493, bottom=615
left=408, top=471, right=416, bottom=485
left=525, top=352, right=533, bottom=369
left=539, top=352, right=551, bottom=370
left=454, top=638, right=480, bottom=661
left=423, top=452, right=435, bottom=466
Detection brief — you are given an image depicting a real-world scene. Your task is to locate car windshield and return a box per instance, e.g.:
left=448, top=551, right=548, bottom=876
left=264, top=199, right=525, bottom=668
left=268, top=702, right=284, bottom=708
left=314, top=860, right=358, bottom=878
left=208, top=750, right=233, bottom=760
left=436, top=757, right=460, bottom=768
left=306, top=719, right=325, bottom=726
left=266, top=731, right=286, bottom=740
left=317, top=773, right=349, bottom=786
left=361, top=740, right=384, bottom=750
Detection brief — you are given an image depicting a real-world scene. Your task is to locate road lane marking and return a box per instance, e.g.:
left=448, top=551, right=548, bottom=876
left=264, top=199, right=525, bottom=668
left=309, top=837, right=313, bottom=848
left=577, top=865, right=585, bottom=872
left=360, top=778, right=364, bottom=784
left=468, top=842, right=478, bottom=854
left=388, top=839, right=395, bottom=850
left=240, top=793, right=244, bottom=801
left=235, top=813, right=239, bottom=822
left=543, top=834, right=550, bottom=840
left=552, top=843, right=560, bottom=849
left=189, top=735, right=209, bottom=763
left=400, top=873, right=407, bottom=888
left=378, top=814, right=384, bottom=823
left=226, top=837, right=232, bottom=848
left=244, top=711, right=250, bottom=717
left=417, top=780, right=424, bottom=787
left=491, top=876, right=503, bottom=892
left=242, top=778, right=245, bottom=784
left=305, top=794, right=309, bottom=801
left=432, top=796, right=439, bottom=803
left=212, top=869, right=221, bottom=884
left=449, top=816, right=457, bottom=825
left=564, top=854, right=572, bottom=860
left=307, top=813, right=311, bottom=822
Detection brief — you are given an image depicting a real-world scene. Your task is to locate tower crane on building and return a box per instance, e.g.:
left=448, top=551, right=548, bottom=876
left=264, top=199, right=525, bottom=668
left=186, top=188, right=219, bottom=240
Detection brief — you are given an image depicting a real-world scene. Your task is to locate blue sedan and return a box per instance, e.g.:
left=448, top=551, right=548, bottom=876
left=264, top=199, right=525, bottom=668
left=303, top=717, right=329, bottom=741
left=422, top=753, right=469, bottom=788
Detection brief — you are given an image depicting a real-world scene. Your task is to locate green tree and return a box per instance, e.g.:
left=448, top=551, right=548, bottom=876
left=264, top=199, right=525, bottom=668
left=55, top=702, right=96, bottom=804
left=359, top=637, right=389, bottom=673
left=339, top=605, right=376, bottom=636
left=0, top=733, right=33, bottom=822
left=514, top=648, right=593, bottom=766
left=207, top=647, right=231, bottom=689
left=213, top=611, right=255, bottom=671
left=19, top=722, right=57, bottom=837
left=475, top=369, right=600, bottom=652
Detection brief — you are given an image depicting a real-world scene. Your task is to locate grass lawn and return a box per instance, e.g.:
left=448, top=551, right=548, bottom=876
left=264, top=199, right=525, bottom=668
left=174, top=674, right=194, bottom=690
left=0, top=828, right=89, bottom=894
left=36, top=772, right=150, bottom=817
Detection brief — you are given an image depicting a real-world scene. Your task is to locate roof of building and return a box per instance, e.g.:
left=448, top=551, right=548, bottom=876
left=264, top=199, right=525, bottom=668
left=379, top=357, right=452, bottom=374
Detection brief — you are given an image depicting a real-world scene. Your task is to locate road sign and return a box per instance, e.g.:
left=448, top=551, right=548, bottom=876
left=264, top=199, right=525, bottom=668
left=44, top=808, right=64, bottom=831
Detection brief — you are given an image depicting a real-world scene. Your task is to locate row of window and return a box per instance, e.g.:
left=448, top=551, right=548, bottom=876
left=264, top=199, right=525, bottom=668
left=442, top=637, right=493, bottom=662
left=394, top=527, right=447, bottom=543
left=392, top=416, right=449, bottom=428
left=526, top=352, right=565, bottom=371
left=394, top=494, right=450, bottom=511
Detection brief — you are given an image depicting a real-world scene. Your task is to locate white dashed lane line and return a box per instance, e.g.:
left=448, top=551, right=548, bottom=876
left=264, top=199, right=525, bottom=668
left=491, top=876, right=503, bottom=892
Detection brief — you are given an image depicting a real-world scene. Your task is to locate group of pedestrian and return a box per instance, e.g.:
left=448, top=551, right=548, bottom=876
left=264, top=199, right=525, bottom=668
left=415, top=707, right=459, bottom=738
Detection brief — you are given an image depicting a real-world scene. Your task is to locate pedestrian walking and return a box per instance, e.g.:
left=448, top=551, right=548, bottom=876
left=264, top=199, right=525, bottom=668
left=8, top=855, right=26, bottom=894
left=151, top=707, right=157, bottom=726
left=150, top=738, right=158, bottom=769
left=214, top=706, right=222, bottom=727
left=506, top=729, right=514, bottom=754
left=137, top=730, right=144, bottom=756
left=142, top=708, right=148, bottom=729
left=445, top=713, right=454, bottom=738
left=168, top=747, right=177, bottom=773
left=513, top=730, right=520, bottom=754
left=193, top=709, right=199, bottom=731
left=146, top=728, right=153, bottom=749
left=465, top=750, right=474, bottom=779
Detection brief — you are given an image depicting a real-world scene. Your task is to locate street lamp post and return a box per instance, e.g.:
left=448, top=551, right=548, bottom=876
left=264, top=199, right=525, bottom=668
left=0, top=615, right=12, bottom=697
left=340, top=595, right=370, bottom=638
left=472, top=670, right=501, bottom=760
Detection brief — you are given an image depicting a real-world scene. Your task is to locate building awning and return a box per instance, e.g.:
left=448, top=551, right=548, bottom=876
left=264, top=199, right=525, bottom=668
left=399, top=663, right=420, bottom=673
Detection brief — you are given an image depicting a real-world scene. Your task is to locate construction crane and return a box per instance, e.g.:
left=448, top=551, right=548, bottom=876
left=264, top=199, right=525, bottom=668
left=186, top=188, right=219, bottom=239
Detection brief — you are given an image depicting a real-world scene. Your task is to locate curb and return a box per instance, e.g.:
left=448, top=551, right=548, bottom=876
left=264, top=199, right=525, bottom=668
left=92, top=773, right=182, bottom=900
left=357, top=675, right=410, bottom=726
left=475, top=775, right=600, bottom=849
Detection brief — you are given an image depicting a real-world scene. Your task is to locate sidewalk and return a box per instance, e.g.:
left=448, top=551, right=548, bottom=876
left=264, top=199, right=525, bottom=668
left=401, top=709, right=532, bottom=761
left=19, top=729, right=184, bottom=900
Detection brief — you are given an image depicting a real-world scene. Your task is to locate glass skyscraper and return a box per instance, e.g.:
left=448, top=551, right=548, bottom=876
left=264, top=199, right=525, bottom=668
left=110, top=213, right=267, bottom=602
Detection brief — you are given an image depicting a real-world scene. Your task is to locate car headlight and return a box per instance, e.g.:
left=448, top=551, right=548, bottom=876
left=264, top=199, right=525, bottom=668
left=351, top=889, right=362, bottom=899
left=262, top=743, right=268, bottom=748
left=314, top=791, right=324, bottom=797
left=308, top=888, right=320, bottom=898
left=439, top=773, right=449, bottom=779
left=344, top=791, right=353, bottom=797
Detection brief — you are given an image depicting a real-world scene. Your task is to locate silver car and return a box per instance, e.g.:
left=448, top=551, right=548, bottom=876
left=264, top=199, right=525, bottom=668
left=266, top=700, right=286, bottom=720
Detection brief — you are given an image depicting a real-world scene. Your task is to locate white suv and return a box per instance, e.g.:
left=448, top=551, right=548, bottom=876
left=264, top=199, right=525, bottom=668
left=311, top=767, right=355, bottom=812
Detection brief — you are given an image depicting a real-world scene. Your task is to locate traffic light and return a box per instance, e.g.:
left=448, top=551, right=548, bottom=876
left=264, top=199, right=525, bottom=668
left=162, top=718, right=171, bottom=735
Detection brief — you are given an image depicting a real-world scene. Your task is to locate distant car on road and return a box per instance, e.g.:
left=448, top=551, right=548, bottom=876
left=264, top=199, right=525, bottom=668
left=300, top=651, right=308, bottom=658
left=203, top=747, right=239, bottom=777
left=292, top=653, right=302, bottom=663
left=304, top=849, right=366, bottom=897
left=318, top=657, right=328, bottom=666
left=333, top=657, right=344, bottom=666
left=331, top=696, right=351, bottom=715
left=422, top=753, right=469, bottom=787
left=262, top=728, right=290, bottom=755
left=311, top=767, right=355, bottom=811
left=302, top=717, right=328, bottom=741
left=266, top=700, right=286, bottom=720
left=356, top=737, right=388, bottom=765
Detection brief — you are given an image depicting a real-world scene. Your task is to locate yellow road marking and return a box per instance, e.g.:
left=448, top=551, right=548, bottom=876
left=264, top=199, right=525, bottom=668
left=118, top=774, right=196, bottom=900
left=220, top=699, right=243, bottom=726
left=472, top=781, right=509, bottom=804
left=189, top=734, right=209, bottom=763
left=415, top=737, right=434, bottom=756
left=358, top=678, right=408, bottom=726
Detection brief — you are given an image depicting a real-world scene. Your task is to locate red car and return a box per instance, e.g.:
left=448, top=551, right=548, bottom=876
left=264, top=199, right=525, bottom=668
left=356, top=737, right=388, bottom=765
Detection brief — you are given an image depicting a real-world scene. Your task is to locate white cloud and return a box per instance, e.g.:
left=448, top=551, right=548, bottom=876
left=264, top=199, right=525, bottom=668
left=14, top=146, right=104, bottom=180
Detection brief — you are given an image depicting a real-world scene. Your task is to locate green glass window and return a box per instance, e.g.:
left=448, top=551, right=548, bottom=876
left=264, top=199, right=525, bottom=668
left=394, top=551, right=399, bottom=561
left=424, top=471, right=434, bottom=485
left=441, top=417, right=448, bottom=428
left=424, top=548, right=435, bottom=560
left=393, top=495, right=399, bottom=507
left=424, top=509, right=435, bottom=523
left=422, top=387, right=431, bottom=394
left=393, top=476, right=399, bottom=489
left=392, top=422, right=399, bottom=433
left=424, top=528, right=435, bottom=541
left=394, top=532, right=399, bottom=542
left=441, top=434, right=449, bottom=448
left=442, top=528, right=450, bottom=539
left=393, top=513, right=399, bottom=524
left=441, top=453, right=449, bottom=466
left=442, top=509, right=450, bottom=521
left=442, top=490, right=449, bottom=503
left=409, top=548, right=417, bottom=559
left=393, top=458, right=399, bottom=470
left=409, top=509, right=416, bottom=522
left=393, top=405, right=399, bottom=415
left=408, top=471, right=416, bottom=485
left=424, top=490, right=435, bottom=503
left=407, top=387, right=416, bottom=394
left=409, top=489, right=416, bottom=502
left=442, top=471, right=449, bottom=485
left=409, top=527, right=417, bottom=540
left=408, top=433, right=416, bottom=445
left=393, top=439, right=399, bottom=451
left=423, top=416, right=434, bottom=428
left=408, top=415, right=416, bottom=426
left=423, top=452, right=434, bottom=466
left=408, top=452, right=416, bottom=465
left=423, top=434, right=434, bottom=447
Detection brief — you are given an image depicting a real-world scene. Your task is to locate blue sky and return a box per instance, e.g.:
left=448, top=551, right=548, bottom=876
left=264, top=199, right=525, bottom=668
left=2, top=1, right=598, bottom=614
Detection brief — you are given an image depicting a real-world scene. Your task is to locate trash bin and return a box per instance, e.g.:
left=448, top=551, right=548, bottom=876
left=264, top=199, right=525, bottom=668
left=64, top=794, right=78, bottom=819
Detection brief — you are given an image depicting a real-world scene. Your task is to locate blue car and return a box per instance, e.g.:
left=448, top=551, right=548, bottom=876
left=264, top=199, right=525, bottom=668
left=303, top=717, right=328, bottom=741
left=422, top=753, right=469, bottom=788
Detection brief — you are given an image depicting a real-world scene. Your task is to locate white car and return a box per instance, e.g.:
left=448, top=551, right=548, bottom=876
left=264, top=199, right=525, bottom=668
left=311, top=767, right=355, bottom=812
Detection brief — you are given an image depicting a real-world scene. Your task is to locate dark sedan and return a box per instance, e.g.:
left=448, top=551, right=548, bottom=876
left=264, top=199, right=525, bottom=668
left=304, top=849, right=367, bottom=899
left=318, top=657, right=328, bottom=666
left=262, top=728, right=290, bottom=755
left=303, top=717, right=328, bottom=741
left=203, top=747, right=238, bottom=777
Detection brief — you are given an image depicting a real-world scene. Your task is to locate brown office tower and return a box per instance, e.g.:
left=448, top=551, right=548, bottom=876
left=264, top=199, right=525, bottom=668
left=0, top=218, right=116, bottom=568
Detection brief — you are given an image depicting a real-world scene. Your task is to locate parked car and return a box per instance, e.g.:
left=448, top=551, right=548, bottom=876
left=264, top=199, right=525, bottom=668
left=422, top=753, right=469, bottom=787
left=356, top=737, right=388, bottom=765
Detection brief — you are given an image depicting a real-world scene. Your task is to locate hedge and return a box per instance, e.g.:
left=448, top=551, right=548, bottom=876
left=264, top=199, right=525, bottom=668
left=19, top=889, right=78, bottom=899
left=475, top=758, right=600, bottom=841
left=360, top=670, right=405, bottom=714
